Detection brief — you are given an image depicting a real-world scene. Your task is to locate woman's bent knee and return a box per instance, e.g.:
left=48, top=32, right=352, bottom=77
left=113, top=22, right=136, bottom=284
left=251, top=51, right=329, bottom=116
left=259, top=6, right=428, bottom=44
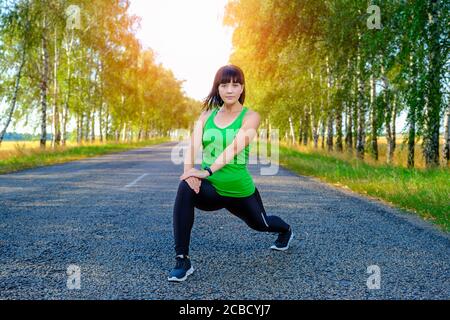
left=178, top=180, right=194, bottom=193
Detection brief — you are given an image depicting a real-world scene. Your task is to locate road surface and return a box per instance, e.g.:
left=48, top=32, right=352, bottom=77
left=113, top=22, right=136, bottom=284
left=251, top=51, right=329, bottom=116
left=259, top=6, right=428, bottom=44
left=0, top=141, right=448, bottom=299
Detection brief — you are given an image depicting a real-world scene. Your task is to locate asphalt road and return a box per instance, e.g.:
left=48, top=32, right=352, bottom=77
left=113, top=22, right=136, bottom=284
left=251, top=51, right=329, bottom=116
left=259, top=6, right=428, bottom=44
left=0, top=141, right=449, bottom=299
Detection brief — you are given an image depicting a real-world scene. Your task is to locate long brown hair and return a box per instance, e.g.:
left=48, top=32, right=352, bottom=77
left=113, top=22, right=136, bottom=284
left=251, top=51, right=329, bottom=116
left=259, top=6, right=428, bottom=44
left=202, top=64, right=246, bottom=111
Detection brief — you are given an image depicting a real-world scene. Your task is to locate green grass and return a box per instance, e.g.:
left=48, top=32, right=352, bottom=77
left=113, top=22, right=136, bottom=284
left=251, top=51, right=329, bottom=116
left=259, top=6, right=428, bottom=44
left=0, top=137, right=171, bottom=175
left=253, top=141, right=449, bottom=232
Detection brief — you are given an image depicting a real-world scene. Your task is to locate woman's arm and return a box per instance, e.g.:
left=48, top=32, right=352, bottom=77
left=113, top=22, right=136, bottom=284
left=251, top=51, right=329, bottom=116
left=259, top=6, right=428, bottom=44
left=209, top=111, right=260, bottom=174
left=183, top=110, right=210, bottom=173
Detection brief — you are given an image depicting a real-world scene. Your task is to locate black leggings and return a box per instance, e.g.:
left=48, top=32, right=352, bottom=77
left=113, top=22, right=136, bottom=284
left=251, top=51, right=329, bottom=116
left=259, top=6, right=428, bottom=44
left=173, top=179, right=290, bottom=256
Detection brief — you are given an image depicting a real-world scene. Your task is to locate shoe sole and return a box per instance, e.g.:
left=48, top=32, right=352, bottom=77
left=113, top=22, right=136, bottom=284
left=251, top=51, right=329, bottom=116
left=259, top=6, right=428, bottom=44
left=167, top=266, right=195, bottom=282
left=270, top=232, right=294, bottom=251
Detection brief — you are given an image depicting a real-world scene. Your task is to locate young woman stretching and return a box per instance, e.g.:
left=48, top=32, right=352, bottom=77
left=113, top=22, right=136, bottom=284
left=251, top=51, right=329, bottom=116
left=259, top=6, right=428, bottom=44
left=168, top=64, right=294, bottom=282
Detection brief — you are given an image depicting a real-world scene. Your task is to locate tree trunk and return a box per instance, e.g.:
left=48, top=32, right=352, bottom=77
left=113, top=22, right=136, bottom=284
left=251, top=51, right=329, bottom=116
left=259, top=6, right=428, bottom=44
left=407, top=51, right=419, bottom=169
left=326, top=56, right=333, bottom=151
left=382, top=66, right=394, bottom=164
left=326, top=114, right=333, bottom=151
left=298, top=113, right=303, bottom=145
left=311, top=103, right=319, bottom=148
left=356, top=45, right=365, bottom=159
left=264, top=118, right=269, bottom=141
left=443, top=104, right=450, bottom=165
left=346, top=100, right=353, bottom=153
left=392, top=97, right=397, bottom=150
left=407, top=105, right=416, bottom=168
left=99, top=103, right=104, bottom=143
left=84, top=112, right=89, bottom=142
left=288, top=115, right=295, bottom=145
left=62, top=29, right=74, bottom=146
left=353, top=85, right=358, bottom=151
left=336, top=103, right=343, bottom=152
left=90, top=109, right=95, bottom=143
left=370, top=74, right=378, bottom=160
left=76, top=114, right=82, bottom=144
left=320, top=119, right=326, bottom=149
left=0, top=30, right=27, bottom=145
left=268, top=116, right=272, bottom=144
left=105, top=103, right=110, bottom=141
left=303, top=108, right=309, bottom=146
left=53, top=27, right=62, bottom=147
left=344, top=59, right=353, bottom=153
left=423, top=0, right=442, bottom=168
left=40, top=18, right=49, bottom=150
left=122, top=122, right=127, bottom=142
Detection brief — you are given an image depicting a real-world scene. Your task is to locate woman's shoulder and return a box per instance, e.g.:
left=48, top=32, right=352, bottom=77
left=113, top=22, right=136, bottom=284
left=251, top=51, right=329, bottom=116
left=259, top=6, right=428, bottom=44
left=244, top=107, right=258, bottom=115
left=198, top=108, right=216, bottom=128
left=199, top=108, right=214, bottom=120
left=243, top=107, right=261, bottom=127
left=243, top=107, right=260, bottom=120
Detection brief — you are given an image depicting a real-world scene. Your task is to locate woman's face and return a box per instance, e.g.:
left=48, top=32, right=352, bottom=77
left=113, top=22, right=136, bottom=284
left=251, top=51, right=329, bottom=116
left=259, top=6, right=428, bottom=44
left=218, top=80, right=243, bottom=105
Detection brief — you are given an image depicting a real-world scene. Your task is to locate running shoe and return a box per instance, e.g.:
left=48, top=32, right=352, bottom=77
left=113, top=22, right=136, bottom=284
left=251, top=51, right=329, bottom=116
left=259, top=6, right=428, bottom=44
left=168, top=255, right=195, bottom=282
left=270, top=226, right=294, bottom=251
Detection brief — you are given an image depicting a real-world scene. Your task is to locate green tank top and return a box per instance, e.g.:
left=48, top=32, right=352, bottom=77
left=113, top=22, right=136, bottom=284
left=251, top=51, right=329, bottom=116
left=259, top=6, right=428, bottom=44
left=201, top=106, right=256, bottom=198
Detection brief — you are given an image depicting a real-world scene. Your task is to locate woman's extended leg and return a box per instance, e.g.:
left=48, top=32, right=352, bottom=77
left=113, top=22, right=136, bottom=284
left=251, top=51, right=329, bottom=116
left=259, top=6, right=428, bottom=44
left=224, top=187, right=290, bottom=233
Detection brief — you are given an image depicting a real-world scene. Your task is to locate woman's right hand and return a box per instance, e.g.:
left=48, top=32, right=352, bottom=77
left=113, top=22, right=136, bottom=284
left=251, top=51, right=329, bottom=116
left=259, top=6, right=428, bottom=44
left=184, top=176, right=202, bottom=194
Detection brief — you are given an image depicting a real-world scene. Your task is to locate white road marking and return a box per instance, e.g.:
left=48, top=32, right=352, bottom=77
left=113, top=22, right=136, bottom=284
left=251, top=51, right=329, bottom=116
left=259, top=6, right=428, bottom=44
left=123, top=173, right=148, bottom=188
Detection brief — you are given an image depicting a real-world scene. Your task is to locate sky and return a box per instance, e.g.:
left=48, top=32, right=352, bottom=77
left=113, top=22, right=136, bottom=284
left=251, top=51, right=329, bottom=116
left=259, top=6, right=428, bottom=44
left=128, top=0, right=234, bottom=101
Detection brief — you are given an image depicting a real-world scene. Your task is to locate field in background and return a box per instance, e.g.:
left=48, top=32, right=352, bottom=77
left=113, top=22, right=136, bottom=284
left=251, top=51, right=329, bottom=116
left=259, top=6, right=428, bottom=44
left=1, top=140, right=81, bottom=160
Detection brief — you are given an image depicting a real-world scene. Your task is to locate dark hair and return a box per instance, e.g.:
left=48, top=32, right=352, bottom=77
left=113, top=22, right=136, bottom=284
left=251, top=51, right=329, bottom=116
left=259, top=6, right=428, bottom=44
left=202, top=64, right=246, bottom=111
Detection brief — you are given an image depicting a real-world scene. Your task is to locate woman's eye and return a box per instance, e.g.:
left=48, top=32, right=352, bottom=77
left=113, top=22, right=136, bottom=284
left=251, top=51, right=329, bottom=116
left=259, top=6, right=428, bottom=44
left=219, top=83, right=239, bottom=88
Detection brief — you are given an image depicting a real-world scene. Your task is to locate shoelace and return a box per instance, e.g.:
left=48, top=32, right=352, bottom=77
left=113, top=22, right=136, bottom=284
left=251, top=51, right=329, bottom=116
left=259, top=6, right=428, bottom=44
left=175, top=257, right=188, bottom=269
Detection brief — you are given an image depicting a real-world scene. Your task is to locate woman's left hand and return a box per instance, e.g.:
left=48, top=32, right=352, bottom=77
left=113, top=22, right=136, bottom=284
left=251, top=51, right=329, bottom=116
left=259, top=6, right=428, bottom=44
left=179, top=168, right=209, bottom=180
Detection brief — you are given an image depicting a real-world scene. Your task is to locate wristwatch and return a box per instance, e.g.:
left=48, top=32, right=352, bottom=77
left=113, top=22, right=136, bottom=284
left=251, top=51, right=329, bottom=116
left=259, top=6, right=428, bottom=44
left=204, top=166, right=213, bottom=176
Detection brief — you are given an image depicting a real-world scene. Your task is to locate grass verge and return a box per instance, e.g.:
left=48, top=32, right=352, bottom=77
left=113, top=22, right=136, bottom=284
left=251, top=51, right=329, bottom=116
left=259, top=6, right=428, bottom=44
left=252, top=141, right=449, bottom=232
left=0, top=138, right=171, bottom=175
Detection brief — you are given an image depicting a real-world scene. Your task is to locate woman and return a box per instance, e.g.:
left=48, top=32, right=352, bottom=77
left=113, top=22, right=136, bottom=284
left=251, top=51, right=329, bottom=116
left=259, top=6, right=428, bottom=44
left=168, top=64, right=293, bottom=282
